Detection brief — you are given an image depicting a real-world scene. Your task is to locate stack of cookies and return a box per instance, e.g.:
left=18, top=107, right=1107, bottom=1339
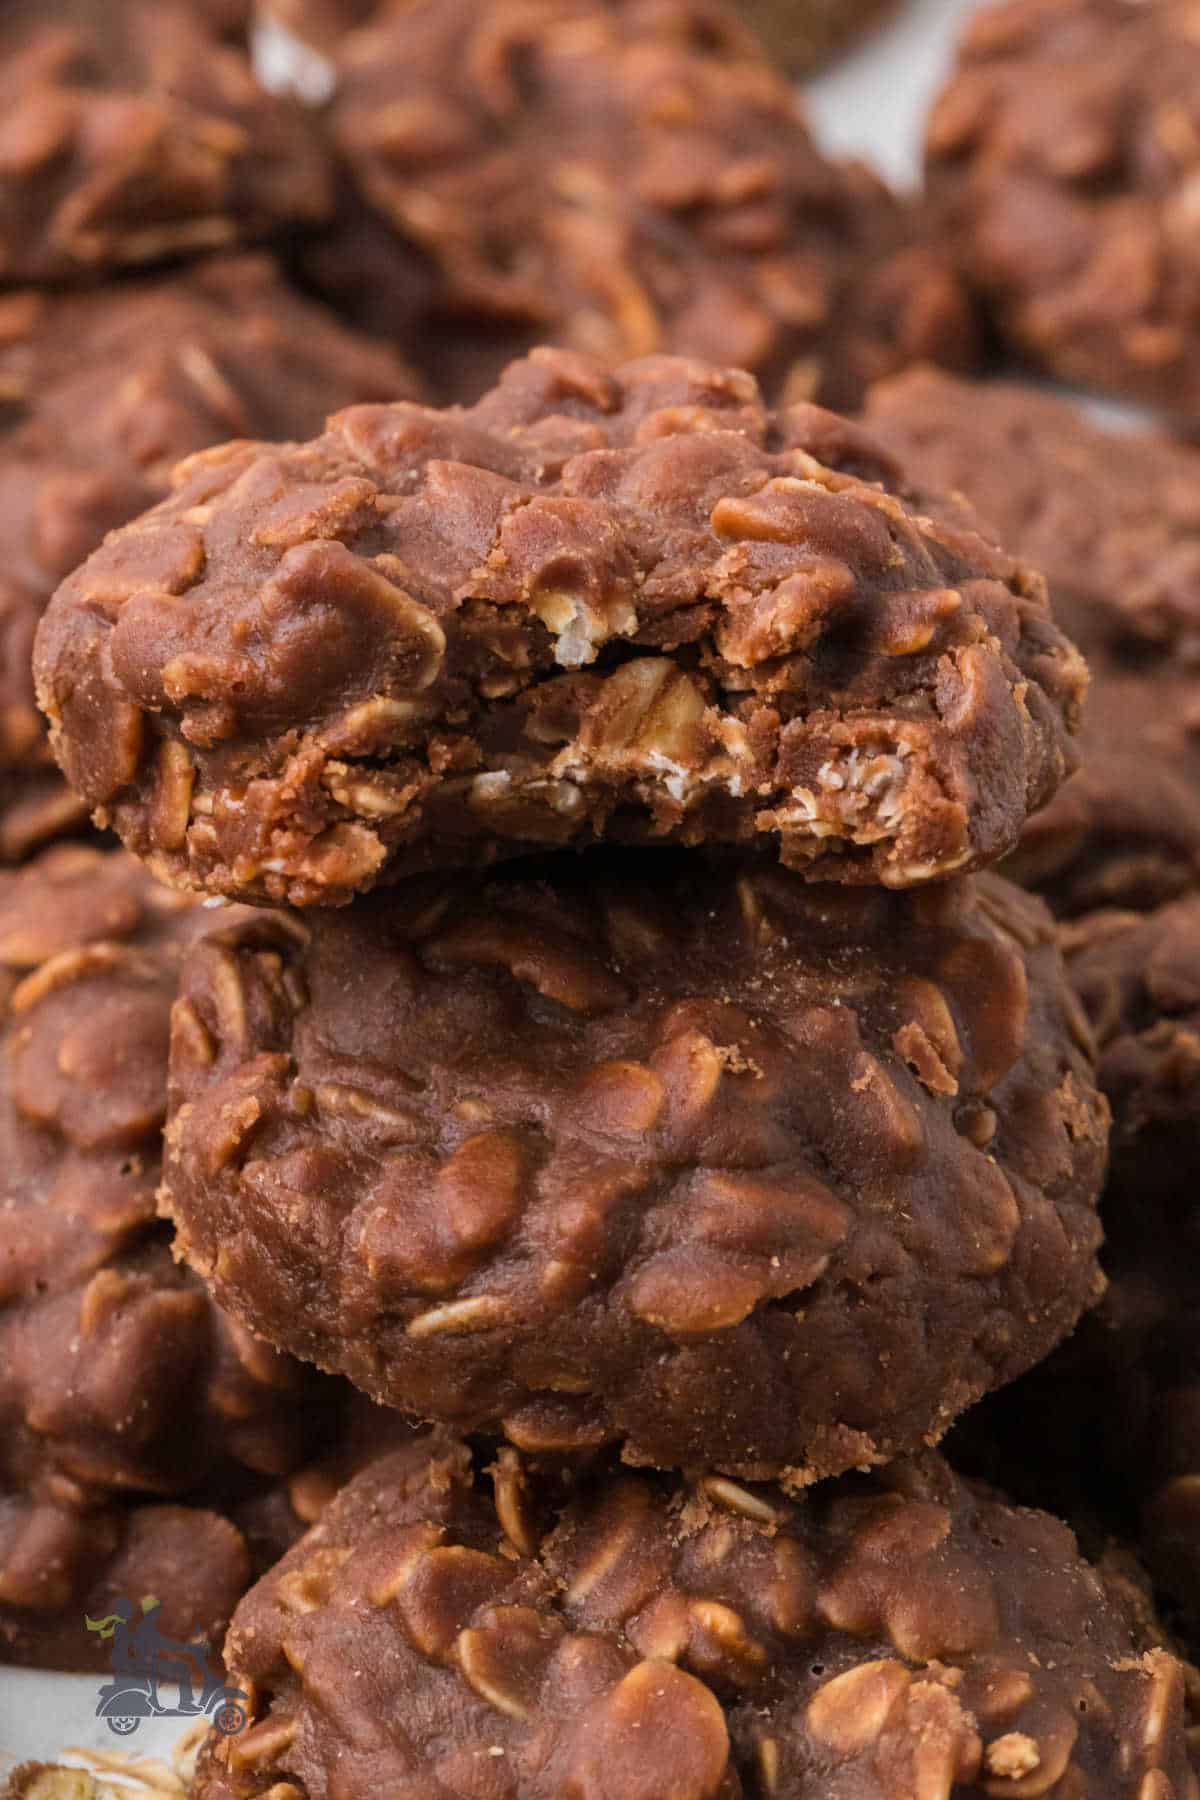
left=26, top=340, right=1191, bottom=1799
left=3, top=3, right=1200, bottom=1800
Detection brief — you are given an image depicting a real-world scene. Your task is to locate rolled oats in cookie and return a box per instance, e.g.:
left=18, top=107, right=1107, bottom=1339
left=193, top=1438, right=1197, bottom=1800
left=0, top=843, right=344, bottom=1669
left=926, top=0, right=1200, bottom=422
left=0, top=0, right=330, bottom=283
left=230, top=1390, right=418, bottom=1578
left=865, top=367, right=1200, bottom=915
left=0, top=256, right=418, bottom=864
left=36, top=351, right=1086, bottom=904
left=310, top=0, right=975, bottom=407
left=161, top=852, right=1107, bottom=1481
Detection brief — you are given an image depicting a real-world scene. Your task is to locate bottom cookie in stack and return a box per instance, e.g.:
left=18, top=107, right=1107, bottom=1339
left=0, top=845, right=334, bottom=1669
left=194, top=1434, right=1198, bottom=1800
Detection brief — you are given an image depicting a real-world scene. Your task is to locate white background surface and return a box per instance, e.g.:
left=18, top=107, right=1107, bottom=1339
left=0, top=0, right=982, bottom=1783
left=0, top=1666, right=192, bottom=1782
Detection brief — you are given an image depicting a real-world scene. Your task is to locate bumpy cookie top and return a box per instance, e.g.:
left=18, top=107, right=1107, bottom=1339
left=195, top=1439, right=1197, bottom=1800
left=36, top=350, right=1085, bottom=905
left=318, top=0, right=974, bottom=406
left=864, top=367, right=1200, bottom=916
left=0, top=1381, right=377, bottom=1672
left=0, top=0, right=331, bottom=282
left=926, top=0, right=1200, bottom=419
left=162, top=855, right=1107, bottom=1480
left=0, top=845, right=318, bottom=1508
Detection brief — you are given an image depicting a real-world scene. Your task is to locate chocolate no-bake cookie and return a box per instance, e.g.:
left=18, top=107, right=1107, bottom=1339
left=0, top=255, right=422, bottom=470
left=37, top=351, right=1085, bottom=905
left=307, top=0, right=974, bottom=407
left=0, top=844, right=335, bottom=1667
left=0, top=845, right=320, bottom=1506
left=194, top=1438, right=1196, bottom=1800
left=863, top=368, right=1200, bottom=662
left=0, top=255, right=418, bottom=865
left=865, top=367, right=1200, bottom=914
left=1059, top=1225, right=1200, bottom=1630
left=0, top=0, right=330, bottom=283
left=162, top=853, right=1107, bottom=1481
left=197, top=0, right=253, bottom=32
left=926, top=0, right=1200, bottom=421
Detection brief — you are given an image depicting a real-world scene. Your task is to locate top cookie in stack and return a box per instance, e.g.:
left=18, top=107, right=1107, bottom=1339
left=33, top=349, right=1085, bottom=906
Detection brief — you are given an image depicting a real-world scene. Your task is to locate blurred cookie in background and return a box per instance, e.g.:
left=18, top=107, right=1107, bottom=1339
left=299, top=0, right=976, bottom=406
left=866, top=366, right=1200, bottom=915
left=257, top=0, right=373, bottom=54
left=927, top=0, right=1200, bottom=427
left=0, top=770, right=90, bottom=870
left=262, top=0, right=899, bottom=70
left=0, top=0, right=331, bottom=283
